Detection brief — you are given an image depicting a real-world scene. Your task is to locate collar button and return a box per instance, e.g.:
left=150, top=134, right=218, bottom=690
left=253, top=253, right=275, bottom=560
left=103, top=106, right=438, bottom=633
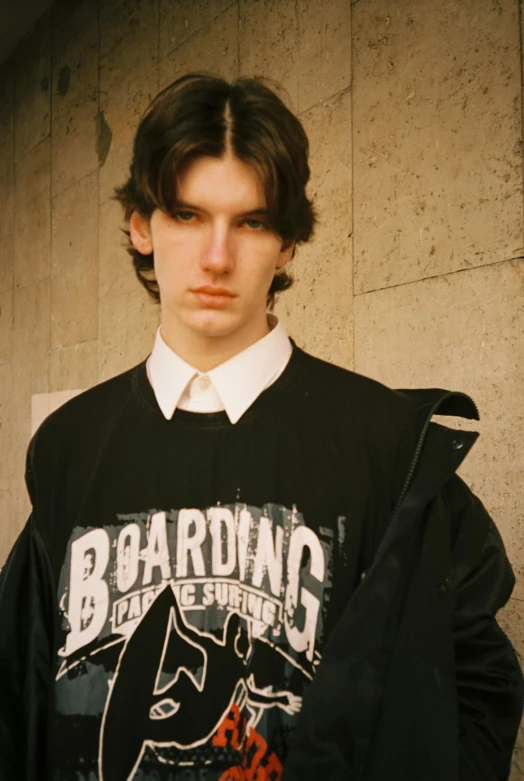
left=197, top=375, right=211, bottom=391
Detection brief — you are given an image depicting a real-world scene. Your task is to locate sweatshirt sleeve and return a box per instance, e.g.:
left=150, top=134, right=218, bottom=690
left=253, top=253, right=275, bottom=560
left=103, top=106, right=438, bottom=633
left=445, top=476, right=524, bottom=781
left=0, top=512, right=55, bottom=781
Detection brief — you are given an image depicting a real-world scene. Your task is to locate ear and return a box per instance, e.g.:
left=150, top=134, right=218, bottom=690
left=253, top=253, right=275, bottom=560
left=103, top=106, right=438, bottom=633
left=129, top=210, right=154, bottom=255
left=276, top=238, right=295, bottom=269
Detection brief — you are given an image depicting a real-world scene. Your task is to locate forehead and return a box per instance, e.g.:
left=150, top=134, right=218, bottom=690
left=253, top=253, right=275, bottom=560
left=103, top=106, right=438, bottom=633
left=175, top=153, right=266, bottom=211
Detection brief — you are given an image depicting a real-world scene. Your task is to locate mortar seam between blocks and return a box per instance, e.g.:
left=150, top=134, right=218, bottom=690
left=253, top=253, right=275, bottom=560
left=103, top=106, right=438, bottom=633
left=354, top=255, right=524, bottom=298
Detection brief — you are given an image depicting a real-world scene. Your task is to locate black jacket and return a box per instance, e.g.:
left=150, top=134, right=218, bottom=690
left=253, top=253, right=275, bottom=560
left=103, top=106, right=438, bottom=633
left=0, top=386, right=522, bottom=780
left=282, top=389, right=524, bottom=780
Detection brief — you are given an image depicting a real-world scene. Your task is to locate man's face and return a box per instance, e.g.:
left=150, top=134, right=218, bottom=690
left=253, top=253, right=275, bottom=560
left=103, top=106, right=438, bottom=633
left=130, top=151, right=294, bottom=351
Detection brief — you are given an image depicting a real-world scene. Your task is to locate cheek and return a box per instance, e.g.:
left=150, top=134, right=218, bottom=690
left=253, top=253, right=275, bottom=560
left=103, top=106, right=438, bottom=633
left=240, top=237, right=281, bottom=273
left=153, top=237, right=187, bottom=279
left=153, top=258, right=183, bottom=304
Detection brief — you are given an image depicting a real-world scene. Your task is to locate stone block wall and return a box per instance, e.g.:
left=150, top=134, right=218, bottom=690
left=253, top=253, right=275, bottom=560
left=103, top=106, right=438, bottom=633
left=0, top=0, right=522, bottom=773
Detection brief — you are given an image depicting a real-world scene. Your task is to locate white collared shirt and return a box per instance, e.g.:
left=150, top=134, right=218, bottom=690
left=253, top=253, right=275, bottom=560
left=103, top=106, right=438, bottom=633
left=146, top=314, right=292, bottom=424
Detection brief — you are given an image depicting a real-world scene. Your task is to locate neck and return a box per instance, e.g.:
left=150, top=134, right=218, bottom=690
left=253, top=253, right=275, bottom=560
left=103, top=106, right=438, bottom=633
left=159, top=315, right=273, bottom=372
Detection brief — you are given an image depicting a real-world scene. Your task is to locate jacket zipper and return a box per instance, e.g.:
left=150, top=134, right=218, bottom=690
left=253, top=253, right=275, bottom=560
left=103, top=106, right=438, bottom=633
left=360, top=390, right=477, bottom=581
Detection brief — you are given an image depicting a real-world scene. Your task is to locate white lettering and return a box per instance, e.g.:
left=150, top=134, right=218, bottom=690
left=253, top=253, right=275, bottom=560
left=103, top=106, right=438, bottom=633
left=117, top=600, right=128, bottom=625
left=65, top=529, right=110, bottom=655
left=142, top=512, right=172, bottom=585
left=247, top=592, right=262, bottom=620
left=215, top=582, right=228, bottom=606
left=284, top=526, right=325, bottom=661
left=127, top=594, right=141, bottom=619
left=176, top=509, right=206, bottom=577
left=202, top=582, right=214, bottom=606
left=237, top=507, right=252, bottom=581
left=180, top=583, right=196, bottom=606
left=228, top=584, right=242, bottom=609
left=116, top=524, right=140, bottom=592
left=262, top=600, right=276, bottom=627
left=208, top=507, right=236, bottom=576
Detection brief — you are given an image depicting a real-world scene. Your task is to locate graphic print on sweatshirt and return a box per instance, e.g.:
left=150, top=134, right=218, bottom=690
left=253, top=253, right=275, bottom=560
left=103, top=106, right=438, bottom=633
left=55, top=502, right=335, bottom=781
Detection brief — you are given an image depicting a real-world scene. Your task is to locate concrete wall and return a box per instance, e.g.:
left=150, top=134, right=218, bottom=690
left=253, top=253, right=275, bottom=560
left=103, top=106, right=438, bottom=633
left=0, top=0, right=522, bottom=773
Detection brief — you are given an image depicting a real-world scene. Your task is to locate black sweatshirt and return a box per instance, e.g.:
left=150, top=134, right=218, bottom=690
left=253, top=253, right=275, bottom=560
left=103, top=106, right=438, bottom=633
left=0, top=340, right=419, bottom=781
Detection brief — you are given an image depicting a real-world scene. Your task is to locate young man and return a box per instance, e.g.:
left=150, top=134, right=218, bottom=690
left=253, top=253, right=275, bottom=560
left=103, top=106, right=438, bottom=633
left=0, top=72, right=522, bottom=781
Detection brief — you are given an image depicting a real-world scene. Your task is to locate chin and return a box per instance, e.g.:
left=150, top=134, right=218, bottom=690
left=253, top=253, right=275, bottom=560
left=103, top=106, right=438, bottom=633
left=185, top=310, right=242, bottom=338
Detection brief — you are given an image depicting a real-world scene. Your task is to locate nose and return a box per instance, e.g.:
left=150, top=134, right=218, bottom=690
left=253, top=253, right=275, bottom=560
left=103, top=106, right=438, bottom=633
left=201, top=222, right=235, bottom=276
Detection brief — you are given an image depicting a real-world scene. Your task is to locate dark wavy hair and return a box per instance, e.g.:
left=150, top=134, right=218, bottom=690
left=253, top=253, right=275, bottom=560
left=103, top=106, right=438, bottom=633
left=112, top=71, right=318, bottom=310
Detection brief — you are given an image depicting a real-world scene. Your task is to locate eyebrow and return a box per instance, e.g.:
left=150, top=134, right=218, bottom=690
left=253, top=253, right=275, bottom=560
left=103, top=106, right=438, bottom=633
left=172, top=199, right=269, bottom=218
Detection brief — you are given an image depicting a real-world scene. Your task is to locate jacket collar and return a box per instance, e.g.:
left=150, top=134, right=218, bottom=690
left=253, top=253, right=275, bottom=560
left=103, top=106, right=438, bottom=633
left=395, top=387, right=479, bottom=427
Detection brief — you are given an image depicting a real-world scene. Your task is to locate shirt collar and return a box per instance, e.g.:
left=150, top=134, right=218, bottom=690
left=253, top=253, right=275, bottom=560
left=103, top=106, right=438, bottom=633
left=147, top=314, right=292, bottom=424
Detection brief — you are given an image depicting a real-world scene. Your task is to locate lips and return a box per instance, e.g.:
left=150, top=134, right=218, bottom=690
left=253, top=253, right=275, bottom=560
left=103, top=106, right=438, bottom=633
left=193, top=286, right=236, bottom=296
left=192, top=287, right=236, bottom=307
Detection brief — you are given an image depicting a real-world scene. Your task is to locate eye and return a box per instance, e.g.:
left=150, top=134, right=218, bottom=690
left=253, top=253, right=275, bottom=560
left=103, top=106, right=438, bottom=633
left=173, top=210, right=195, bottom=222
left=245, top=219, right=267, bottom=230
